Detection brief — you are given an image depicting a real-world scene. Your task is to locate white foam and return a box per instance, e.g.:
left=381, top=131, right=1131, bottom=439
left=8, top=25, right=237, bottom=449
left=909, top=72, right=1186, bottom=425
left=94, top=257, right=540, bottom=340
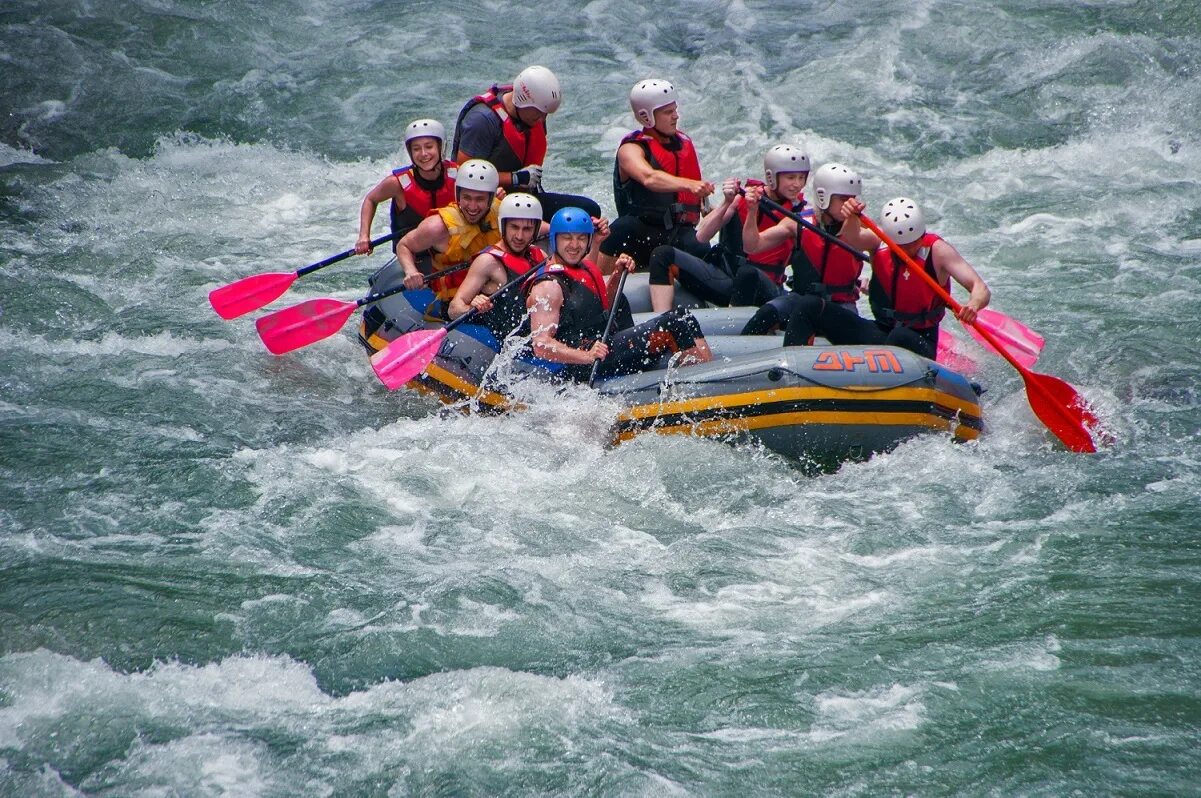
left=810, top=684, right=926, bottom=742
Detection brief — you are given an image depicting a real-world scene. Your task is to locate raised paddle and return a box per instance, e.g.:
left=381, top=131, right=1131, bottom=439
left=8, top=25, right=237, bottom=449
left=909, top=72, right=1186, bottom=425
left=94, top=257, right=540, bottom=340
left=588, top=268, right=631, bottom=388
left=371, top=261, right=546, bottom=390
left=859, top=212, right=1098, bottom=453
left=255, top=262, right=471, bottom=355
left=209, top=232, right=399, bottom=319
left=755, top=193, right=1045, bottom=367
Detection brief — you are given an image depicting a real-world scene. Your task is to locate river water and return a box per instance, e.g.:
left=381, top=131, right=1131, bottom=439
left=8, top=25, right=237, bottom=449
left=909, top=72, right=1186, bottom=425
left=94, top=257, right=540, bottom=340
left=2, top=1, right=1200, bottom=794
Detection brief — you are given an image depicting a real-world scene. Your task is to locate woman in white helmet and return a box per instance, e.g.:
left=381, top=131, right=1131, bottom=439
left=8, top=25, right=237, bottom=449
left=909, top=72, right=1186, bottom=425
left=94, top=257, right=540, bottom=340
left=599, top=78, right=716, bottom=276
left=393, top=159, right=503, bottom=315
left=781, top=196, right=990, bottom=359
left=643, top=144, right=811, bottom=312
left=449, top=192, right=553, bottom=339
left=452, top=65, right=601, bottom=221
left=354, top=118, right=458, bottom=255
left=740, top=161, right=879, bottom=335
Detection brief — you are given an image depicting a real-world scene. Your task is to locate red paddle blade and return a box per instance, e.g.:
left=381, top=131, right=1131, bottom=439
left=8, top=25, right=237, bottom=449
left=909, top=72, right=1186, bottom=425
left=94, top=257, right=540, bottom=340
left=254, top=298, right=357, bottom=355
left=965, top=309, right=1046, bottom=368
left=209, top=272, right=298, bottom=320
left=1023, top=370, right=1098, bottom=453
left=370, top=329, right=448, bottom=390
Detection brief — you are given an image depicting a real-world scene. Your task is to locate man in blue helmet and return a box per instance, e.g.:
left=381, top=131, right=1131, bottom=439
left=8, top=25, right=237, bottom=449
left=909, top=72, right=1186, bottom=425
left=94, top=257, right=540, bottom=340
left=525, top=207, right=713, bottom=382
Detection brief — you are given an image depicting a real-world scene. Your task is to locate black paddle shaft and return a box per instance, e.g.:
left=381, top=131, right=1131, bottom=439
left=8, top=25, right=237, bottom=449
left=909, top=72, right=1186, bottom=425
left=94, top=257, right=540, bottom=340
left=588, top=269, right=630, bottom=387
left=754, top=195, right=869, bottom=263
left=296, top=232, right=400, bottom=277
left=353, top=261, right=473, bottom=309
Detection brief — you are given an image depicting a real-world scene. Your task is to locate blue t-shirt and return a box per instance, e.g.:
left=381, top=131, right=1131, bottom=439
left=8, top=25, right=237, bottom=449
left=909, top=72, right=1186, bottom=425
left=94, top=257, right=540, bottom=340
left=456, top=103, right=504, bottom=162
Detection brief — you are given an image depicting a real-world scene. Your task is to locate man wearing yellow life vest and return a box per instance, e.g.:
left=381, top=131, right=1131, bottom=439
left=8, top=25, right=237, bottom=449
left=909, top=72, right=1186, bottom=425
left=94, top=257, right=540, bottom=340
left=599, top=79, right=716, bottom=275
left=452, top=65, right=601, bottom=221
left=394, top=159, right=503, bottom=315
left=354, top=118, right=458, bottom=255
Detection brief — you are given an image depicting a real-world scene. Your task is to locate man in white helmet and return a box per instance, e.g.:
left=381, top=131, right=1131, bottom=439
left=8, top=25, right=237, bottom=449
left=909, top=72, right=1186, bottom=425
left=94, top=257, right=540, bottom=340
left=599, top=78, right=716, bottom=276
left=452, top=65, right=601, bottom=221
left=644, top=144, right=811, bottom=312
left=449, top=192, right=554, bottom=340
left=740, top=161, right=879, bottom=335
left=354, top=118, right=458, bottom=255
left=779, top=196, right=991, bottom=359
left=393, top=159, right=503, bottom=316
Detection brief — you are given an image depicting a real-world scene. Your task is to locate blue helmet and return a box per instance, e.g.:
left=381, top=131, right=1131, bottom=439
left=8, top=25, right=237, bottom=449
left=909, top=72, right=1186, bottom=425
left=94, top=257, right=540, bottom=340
left=548, top=207, right=594, bottom=259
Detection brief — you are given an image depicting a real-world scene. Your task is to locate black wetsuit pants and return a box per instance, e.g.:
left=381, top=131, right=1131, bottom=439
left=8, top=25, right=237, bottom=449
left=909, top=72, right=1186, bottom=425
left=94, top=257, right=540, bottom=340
left=781, top=295, right=939, bottom=358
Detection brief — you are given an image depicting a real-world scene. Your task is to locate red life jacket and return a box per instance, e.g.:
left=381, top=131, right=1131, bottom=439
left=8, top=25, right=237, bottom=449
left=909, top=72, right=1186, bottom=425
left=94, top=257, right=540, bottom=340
left=869, top=233, right=948, bottom=329
left=795, top=224, right=864, bottom=303
left=453, top=85, right=548, bottom=171
left=393, top=161, right=458, bottom=217
left=613, top=129, right=703, bottom=227
left=527, top=259, right=610, bottom=309
left=481, top=244, right=547, bottom=278
left=475, top=244, right=547, bottom=338
left=735, top=179, right=801, bottom=285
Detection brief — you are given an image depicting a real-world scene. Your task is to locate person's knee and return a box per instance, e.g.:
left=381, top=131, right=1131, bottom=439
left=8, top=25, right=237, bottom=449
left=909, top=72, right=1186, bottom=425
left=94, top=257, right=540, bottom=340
left=648, top=246, right=676, bottom=285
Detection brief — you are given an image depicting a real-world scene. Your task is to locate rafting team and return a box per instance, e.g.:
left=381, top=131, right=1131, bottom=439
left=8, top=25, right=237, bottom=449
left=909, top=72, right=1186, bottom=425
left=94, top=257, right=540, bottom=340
left=354, top=65, right=992, bottom=382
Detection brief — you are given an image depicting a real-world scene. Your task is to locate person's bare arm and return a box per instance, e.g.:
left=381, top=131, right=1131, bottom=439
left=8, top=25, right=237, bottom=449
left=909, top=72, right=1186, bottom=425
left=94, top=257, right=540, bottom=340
left=396, top=215, right=450, bottom=290
left=934, top=239, right=991, bottom=324
left=356, top=175, right=403, bottom=254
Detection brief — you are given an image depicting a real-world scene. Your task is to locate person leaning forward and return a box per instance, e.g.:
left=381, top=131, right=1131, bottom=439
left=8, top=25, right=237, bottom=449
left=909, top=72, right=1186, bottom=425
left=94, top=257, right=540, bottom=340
left=452, top=65, right=601, bottom=222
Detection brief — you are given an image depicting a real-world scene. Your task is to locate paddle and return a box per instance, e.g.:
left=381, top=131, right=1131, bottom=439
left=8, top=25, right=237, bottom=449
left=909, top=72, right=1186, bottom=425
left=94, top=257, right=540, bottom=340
left=371, top=261, right=546, bottom=390
left=588, top=268, right=631, bottom=388
left=209, top=232, right=399, bottom=320
left=755, top=193, right=1045, bottom=367
left=255, top=261, right=470, bottom=355
left=859, top=213, right=1098, bottom=453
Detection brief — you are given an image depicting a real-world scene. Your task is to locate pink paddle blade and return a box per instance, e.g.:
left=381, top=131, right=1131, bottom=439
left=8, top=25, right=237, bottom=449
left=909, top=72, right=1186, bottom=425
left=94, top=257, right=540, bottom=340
left=370, top=328, right=448, bottom=390
left=209, top=272, right=298, bottom=320
left=936, top=327, right=979, bottom=374
left=254, top=298, right=357, bottom=355
left=965, top=309, right=1045, bottom=368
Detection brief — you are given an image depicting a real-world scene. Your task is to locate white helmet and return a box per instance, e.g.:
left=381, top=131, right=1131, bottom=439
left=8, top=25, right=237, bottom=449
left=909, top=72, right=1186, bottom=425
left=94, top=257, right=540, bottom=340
left=880, top=197, right=926, bottom=245
left=810, top=162, right=862, bottom=211
left=763, top=145, right=811, bottom=190
left=404, top=118, right=445, bottom=149
left=512, top=65, right=562, bottom=114
left=630, top=79, right=678, bottom=127
left=456, top=159, right=500, bottom=197
left=498, top=192, right=543, bottom=229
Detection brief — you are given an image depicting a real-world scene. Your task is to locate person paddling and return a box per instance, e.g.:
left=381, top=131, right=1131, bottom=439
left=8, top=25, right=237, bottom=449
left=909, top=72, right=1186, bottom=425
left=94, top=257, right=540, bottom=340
left=598, top=79, right=716, bottom=275
left=449, top=192, right=548, bottom=340
left=781, top=196, right=991, bottom=357
left=393, top=159, right=502, bottom=316
left=452, top=65, right=601, bottom=220
left=645, top=144, right=811, bottom=312
left=525, top=208, right=713, bottom=382
left=740, top=162, right=878, bottom=335
left=354, top=119, right=457, bottom=255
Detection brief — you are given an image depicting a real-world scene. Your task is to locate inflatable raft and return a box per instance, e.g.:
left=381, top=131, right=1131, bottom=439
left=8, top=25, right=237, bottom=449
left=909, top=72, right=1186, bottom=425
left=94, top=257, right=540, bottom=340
left=358, top=261, right=983, bottom=462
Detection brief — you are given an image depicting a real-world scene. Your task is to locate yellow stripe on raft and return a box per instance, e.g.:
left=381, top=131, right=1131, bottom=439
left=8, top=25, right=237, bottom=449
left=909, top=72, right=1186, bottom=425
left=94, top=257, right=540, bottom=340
left=613, top=410, right=980, bottom=444
left=617, top=385, right=981, bottom=423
